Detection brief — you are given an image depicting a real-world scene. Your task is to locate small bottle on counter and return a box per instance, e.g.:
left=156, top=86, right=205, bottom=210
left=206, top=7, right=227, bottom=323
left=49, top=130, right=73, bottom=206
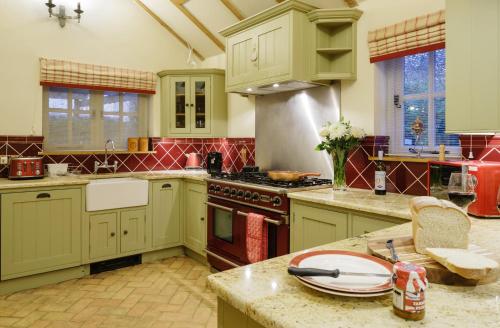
left=374, top=150, right=386, bottom=195
left=392, top=262, right=428, bottom=321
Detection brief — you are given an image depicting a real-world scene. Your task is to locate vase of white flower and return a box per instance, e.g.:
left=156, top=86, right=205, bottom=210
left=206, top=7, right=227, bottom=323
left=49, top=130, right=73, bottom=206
left=315, top=117, right=366, bottom=190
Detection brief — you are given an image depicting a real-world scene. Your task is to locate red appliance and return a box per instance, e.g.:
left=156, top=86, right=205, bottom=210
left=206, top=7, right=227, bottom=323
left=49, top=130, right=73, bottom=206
left=429, top=160, right=500, bottom=217
left=8, top=157, right=44, bottom=180
left=185, top=152, right=202, bottom=170
left=205, top=172, right=332, bottom=271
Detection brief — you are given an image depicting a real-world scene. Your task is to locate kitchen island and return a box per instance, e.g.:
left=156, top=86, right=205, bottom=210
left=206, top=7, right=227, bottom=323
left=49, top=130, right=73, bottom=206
left=207, top=218, right=500, bottom=328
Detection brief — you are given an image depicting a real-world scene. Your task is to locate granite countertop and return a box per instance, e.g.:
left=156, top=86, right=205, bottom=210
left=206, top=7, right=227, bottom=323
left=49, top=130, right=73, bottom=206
left=208, top=219, right=500, bottom=328
left=0, top=170, right=209, bottom=190
left=287, top=188, right=413, bottom=220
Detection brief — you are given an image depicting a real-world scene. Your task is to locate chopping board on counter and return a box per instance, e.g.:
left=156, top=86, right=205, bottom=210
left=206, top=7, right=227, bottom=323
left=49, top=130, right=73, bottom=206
left=367, top=234, right=499, bottom=286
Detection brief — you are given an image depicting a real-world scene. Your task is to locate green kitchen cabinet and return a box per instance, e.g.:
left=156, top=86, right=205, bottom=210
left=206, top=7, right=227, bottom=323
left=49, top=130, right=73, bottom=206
left=221, top=1, right=315, bottom=93
left=184, top=181, right=207, bottom=255
left=351, top=214, right=400, bottom=237
left=1, top=188, right=82, bottom=280
left=307, top=9, right=363, bottom=81
left=446, top=0, right=500, bottom=133
left=89, top=212, right=118, bottom=260
left=151, top=180, right=182, bottom=249
left=158, top=69, right=227, bottom=137
left=291, top=202, right=349, bottom=252
left=120, top=208, right=147, bottom=253
left=290, top=200, right=406, bottom=252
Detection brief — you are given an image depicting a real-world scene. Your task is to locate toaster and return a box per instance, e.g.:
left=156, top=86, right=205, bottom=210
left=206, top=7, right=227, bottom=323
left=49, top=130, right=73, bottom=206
left=9, top=157, right=44, bottom=179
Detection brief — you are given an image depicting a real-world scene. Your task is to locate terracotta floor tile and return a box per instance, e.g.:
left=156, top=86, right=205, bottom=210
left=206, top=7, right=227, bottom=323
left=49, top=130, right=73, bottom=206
left=0, top=257, right=217, bottom=328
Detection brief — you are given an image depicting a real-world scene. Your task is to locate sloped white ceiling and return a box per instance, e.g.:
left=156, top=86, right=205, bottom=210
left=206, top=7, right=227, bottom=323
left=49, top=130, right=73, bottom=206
left=139, top=0, right=352, bottom=59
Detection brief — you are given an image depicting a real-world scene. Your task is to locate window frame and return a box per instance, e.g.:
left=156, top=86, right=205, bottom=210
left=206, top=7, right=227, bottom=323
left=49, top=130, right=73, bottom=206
left=42, top=87, right=148, bottom=151
left=387, top=50, right=461, bottom=155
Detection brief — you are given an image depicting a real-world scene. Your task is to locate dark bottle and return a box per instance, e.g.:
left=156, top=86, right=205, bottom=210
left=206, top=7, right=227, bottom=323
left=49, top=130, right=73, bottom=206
left=375, top=150, right=386, bottom=195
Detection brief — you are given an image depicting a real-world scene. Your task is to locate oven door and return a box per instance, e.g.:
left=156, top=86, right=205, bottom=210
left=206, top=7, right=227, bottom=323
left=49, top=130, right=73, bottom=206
left=206, top=197, right=245, bottom=262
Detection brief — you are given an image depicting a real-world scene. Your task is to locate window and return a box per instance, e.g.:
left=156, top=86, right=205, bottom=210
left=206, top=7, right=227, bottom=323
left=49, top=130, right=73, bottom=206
left=388, top=49, right=459, bottom=154
left=43, top=87, right=149, bottom=150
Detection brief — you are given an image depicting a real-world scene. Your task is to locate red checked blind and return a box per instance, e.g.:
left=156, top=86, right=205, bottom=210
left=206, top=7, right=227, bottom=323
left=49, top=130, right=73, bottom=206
left=368, top=10, right=445, bottom=63
left=39, top=58, right=157, bottom=94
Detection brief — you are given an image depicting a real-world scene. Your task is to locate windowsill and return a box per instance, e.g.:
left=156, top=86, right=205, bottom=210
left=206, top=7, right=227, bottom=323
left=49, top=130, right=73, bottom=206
left=38, top=150, right=156, bottom=156
left=368, top=154, right=462, bottom=163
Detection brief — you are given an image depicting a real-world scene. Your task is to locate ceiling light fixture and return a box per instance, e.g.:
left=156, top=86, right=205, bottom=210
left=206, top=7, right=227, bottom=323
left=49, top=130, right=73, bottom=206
left=272, top=83, right=280, bottom=88
left=45, top=0, right=84, bottom=28
left=246, top=88, right=253, bottom=92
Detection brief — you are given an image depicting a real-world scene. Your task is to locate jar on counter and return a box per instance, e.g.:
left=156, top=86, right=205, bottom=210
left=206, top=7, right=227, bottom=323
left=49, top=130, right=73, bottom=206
left=128, top=138, right=139, bottom=152
left=392, top=262, right=428, bottom=321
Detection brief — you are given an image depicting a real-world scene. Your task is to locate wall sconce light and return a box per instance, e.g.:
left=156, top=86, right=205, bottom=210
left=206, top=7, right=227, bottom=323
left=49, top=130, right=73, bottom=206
left=45, top=0, right=83, bottom=28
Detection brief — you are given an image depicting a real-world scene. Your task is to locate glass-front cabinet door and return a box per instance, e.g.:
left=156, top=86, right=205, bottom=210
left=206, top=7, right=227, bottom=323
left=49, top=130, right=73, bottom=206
left=169, top=76, right=191, bottom=134
left=190, top=76, right=211, bottom=134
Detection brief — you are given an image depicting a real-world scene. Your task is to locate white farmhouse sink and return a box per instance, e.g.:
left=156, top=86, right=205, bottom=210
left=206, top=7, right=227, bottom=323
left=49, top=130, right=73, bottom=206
left=86, top=177, right=149, bottom=212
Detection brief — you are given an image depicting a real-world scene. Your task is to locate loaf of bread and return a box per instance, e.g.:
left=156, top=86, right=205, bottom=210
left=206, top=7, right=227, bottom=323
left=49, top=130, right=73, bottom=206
left=410, top=196, right=471, bottom=254
left=427, top=248, right=499, bottom=280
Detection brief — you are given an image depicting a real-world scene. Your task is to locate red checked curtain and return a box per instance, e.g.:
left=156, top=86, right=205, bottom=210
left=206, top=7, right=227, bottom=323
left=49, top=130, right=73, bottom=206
left=368, top=10, right=445, bottom=63
left=39, top=58, right=157, bottom=94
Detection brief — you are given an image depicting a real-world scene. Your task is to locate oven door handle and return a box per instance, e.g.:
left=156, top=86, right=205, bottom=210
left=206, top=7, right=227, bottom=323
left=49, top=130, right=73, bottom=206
left=205, top=249, right=240, bottom=268
left=236, top=210, right=282, bottom=226
left=205, top=202, right=234, bottom=212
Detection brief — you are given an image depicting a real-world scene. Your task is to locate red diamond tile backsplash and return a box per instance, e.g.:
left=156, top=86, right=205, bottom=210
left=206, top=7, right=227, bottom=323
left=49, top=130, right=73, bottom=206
left=0, top=136, right=255, bottom=176
left=459, top=135, right=500, bottom=161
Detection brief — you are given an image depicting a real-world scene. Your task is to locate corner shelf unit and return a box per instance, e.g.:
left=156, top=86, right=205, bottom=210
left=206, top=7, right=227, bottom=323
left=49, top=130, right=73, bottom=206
left=308, top=9, right=363, bottom=81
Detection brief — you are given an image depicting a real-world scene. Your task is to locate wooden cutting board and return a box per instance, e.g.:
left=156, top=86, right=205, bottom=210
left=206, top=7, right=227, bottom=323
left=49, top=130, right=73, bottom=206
left=367, top=234, right=498, bottom=285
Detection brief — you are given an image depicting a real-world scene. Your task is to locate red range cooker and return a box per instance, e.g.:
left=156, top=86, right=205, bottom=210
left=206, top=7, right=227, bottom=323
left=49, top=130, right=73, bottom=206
left=205, top=172, right=331, bottom=271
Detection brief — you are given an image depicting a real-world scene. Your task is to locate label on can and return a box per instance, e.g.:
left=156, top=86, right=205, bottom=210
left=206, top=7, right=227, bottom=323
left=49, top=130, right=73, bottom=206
left=393, top=287, right=425, bottom=313
left=375, top=171, right=386, bottom=190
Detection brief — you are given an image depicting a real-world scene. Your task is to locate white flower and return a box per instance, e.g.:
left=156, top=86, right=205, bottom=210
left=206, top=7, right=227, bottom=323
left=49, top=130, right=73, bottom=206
left=328, top=123, right=347, bottom=140
left=319, top=126, right=330, bottom=137
left=350, top=126, right=366, bottom=139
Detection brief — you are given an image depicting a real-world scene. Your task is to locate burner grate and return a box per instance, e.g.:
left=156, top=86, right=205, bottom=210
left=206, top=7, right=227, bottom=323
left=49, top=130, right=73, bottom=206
left=211, top=172, right=332, bottom=188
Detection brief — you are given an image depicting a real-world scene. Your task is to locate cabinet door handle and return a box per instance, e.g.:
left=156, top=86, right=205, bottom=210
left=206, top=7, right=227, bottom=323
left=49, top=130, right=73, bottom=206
left=162, top=183, right=172, bottom=189
left=200, top=217, right=205, bottom=221
left=190, top=104, right=194, bottom=107
left=123, top=230, right=128, bottom=235
left=185, top=103, right=189, bottom=107
left=110, top=232, right=115, bottom=237
left=36, top=193, right=51, bottom=199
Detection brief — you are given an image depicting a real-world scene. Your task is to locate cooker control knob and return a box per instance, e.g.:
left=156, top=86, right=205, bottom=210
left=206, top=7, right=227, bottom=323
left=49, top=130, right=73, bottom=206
left=208, top=184, right=215, bottom=192
left=230, top=188, right=237, bottom=196
left=237, top=190, right=244, bottom=198
left=251, top=192, right=260, bottom=201
left=223, top=187, right=230, bottom=195
left=215, top=185, right=221, bottom=192
left=272, top=196, right=282, bottom=207
left=17, top=170, right=22, bottom=176
left=244, top=191, right=252, bottom=199
left=35, top=170, right=40, bottom=175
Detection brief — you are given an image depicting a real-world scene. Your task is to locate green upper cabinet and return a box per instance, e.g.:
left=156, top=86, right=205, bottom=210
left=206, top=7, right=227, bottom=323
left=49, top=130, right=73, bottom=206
left=307, top=9, right=363, bottom=81
left=184, top=181, right=207, bottom=255
left=1, top=188, right=82, bottom=280
left=159, top=69, right=227, bottom=137
left=446, top=0, right=500, bottom=133
left=151, top=180, right=182, bottom=249
left=220, top=0, right=362, bottom=95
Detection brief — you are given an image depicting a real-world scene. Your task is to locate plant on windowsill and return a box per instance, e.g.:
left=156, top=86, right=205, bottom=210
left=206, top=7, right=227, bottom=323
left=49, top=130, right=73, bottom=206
left=315, top=117, right=366, bottom=190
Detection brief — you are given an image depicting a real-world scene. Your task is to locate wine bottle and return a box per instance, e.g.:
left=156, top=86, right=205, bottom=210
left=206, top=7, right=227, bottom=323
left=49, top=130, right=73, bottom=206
left=375, top=150, right=386, bottom=195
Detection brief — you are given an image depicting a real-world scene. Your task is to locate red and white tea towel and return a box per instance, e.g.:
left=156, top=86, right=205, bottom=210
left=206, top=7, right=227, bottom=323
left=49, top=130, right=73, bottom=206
left=246, top=213, right=268, bottom=263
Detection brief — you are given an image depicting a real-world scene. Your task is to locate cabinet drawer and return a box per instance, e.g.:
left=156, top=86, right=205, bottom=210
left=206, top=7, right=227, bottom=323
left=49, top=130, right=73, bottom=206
left=1, top=189, right=82, bottom=280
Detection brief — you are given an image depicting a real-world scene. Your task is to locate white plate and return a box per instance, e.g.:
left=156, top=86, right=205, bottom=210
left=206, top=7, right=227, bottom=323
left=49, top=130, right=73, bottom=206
left=295, top=277, right=392, bottom=298
left=289, top=250, right=393, bottom=293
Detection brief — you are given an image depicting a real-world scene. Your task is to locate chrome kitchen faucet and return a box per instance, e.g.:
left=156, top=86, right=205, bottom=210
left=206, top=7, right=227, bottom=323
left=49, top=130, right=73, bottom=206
left=94, top=139, right=118, bottom=174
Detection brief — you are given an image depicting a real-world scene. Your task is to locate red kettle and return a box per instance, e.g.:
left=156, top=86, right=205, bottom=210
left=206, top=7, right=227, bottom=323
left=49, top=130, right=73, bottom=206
left=185, top=152, right=203, bottom=169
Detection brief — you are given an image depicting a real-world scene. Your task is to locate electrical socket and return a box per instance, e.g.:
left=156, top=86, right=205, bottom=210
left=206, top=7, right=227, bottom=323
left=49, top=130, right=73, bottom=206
left=0, top=156, right=8, bottom=165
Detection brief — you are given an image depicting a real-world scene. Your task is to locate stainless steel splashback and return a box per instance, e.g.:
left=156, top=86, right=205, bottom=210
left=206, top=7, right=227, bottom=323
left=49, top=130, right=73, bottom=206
left=255, top=84, right=341, bottom=179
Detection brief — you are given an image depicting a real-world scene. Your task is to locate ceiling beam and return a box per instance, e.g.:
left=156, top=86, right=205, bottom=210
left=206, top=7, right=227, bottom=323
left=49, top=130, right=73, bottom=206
left=133, top=0, right=205, bottom=60
left=171, top=0, right=225, bottom=51
left=220, top=0, right=244, bottom=20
